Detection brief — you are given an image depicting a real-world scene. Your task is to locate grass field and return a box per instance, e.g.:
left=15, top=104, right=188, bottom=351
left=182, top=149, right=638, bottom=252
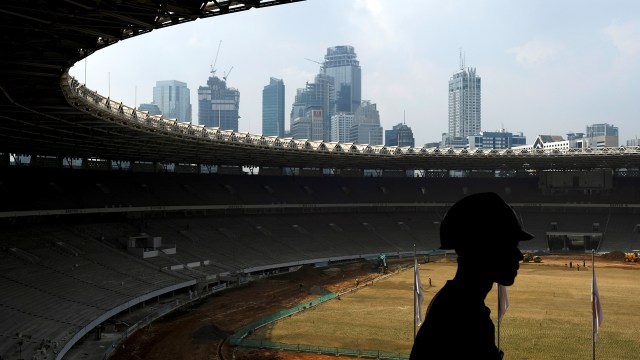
left=249, top=259, right=640, bottom=360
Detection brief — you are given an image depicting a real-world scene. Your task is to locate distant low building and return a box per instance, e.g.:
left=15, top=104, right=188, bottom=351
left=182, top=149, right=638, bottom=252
left=627, top=137, right=640, bottom=147
left=468, top=129, right=526, bottom=150
left=563, top=123, right=619, bottom=149
left=385, top=123, right=415, bottom=147
left=512, top=135, right=568, bottom=150
left=138, top=103, right=161, bottom=116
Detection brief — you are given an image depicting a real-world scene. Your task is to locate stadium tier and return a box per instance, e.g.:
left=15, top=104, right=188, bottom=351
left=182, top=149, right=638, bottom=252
left=2, top=2, right=640, bottom=360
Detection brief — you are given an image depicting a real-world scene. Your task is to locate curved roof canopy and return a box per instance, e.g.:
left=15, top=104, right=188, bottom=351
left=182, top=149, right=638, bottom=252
left=1, top=1, right=639, bottom=171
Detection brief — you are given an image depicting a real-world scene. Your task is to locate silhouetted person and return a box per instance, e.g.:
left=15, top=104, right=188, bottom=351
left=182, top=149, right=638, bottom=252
left=410, top=192, right=534, bottom=359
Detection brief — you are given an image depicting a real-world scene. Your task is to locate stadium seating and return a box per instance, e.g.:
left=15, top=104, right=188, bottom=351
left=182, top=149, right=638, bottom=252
left=2, top=165, right=640, bottom=359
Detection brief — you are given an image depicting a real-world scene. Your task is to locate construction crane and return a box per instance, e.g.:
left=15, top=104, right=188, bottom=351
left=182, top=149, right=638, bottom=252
left=210, top=40, right=222, bottom=77
left=223, top=66, right=233, bottom=82
left=304, top=57, right=325, bottom=74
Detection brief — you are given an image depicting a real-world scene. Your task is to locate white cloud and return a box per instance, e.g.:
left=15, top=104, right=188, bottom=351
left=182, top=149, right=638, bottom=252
left=507, top=39, right=564, bottom=66
left=350, top=0, right=397, bottom=48
left=604, top=21, right=640, bottom=57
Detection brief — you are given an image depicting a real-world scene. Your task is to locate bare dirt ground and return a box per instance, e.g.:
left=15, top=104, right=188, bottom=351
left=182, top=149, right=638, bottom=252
left=108, top=254, right=638, bottom=360
left=108, top=260, right=389, bottom=360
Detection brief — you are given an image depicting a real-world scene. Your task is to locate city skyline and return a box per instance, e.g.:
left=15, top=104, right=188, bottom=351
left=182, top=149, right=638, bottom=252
left=69, top=0, right=640, bottom=146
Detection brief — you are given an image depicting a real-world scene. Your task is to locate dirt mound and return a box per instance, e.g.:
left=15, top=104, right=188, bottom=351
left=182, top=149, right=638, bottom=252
left=602, top=251, right=626, bottom=261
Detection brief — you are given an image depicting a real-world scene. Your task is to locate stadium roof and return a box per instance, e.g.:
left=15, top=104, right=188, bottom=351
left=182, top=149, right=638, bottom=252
left=1, top=1, right=640, bottom=171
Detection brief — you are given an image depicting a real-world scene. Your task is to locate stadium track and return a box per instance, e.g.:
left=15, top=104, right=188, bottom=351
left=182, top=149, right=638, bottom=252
left=105, top=260, right=390, bottom=360
left=106, top=254, right=640, bottom=360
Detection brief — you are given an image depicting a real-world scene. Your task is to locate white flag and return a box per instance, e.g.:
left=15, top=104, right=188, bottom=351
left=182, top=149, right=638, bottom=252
left=414, top=258, right=424, bottom=326
left=592, top=270, right=603, bottom=341
left=498, top=284, right=509, bottom=323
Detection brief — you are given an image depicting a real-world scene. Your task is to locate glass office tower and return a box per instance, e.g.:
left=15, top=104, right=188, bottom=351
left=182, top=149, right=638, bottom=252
left=262, top=77, right=285, bottom=137
left=323, top=45, right=362, bottom=113
left=152, top=80, right=192, bottom=122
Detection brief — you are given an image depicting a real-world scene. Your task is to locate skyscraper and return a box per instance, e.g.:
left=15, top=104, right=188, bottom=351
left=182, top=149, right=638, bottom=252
left=324, top=45, right=362, bottom=114
left=447, top=54, right=481, bottom=145
left=198, top=71, right=240, bottom=131
left=290, top=73, right=333, bottom=141
left=262, top=77, right=285, bottom=137
left=152, top=80, right=192, bottom=122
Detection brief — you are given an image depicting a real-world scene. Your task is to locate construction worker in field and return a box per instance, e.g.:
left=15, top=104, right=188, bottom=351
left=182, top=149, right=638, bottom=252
left=410, top=192, right=534, bottom=359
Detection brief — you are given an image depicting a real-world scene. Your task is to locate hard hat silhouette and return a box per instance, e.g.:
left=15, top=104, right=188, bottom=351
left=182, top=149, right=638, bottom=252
left=439, top=192, right=534, bottom=250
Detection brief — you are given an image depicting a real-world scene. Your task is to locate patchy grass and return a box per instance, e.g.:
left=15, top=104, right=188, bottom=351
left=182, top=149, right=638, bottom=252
left=250, top=261, right=640, bottom=359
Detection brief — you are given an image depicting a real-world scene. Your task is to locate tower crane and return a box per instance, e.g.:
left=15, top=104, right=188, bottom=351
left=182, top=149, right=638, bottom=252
left=210, top=40, right=222, bottom=77
left=304, top=57, right=325, bottom=74
left=223, top=66, right=233, bottom=82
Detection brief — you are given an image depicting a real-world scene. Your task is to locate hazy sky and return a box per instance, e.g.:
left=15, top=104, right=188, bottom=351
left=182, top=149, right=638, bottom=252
left=69, top=0, right=640, bottom=146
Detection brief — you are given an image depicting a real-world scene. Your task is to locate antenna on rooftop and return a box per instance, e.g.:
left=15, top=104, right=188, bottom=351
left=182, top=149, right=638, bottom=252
left=459, top=48, right=465, bottom=70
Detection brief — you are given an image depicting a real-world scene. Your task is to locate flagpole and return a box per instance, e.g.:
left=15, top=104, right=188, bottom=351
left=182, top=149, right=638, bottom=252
left=497, top=284, right=501, bottom=351
left=592, top=249, right=595, bottom=360
left=412, top=244, right=418, bottom=339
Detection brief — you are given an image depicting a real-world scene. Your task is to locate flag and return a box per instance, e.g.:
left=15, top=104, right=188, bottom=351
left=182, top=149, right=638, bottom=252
left=498, top=284, right=509, bottom=323
left=414, top=258, right=424, bottom=326
left=592, top=270, right=603, bottom=341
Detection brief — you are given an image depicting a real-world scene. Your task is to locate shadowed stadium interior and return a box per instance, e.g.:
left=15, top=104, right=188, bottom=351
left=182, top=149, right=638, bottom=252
left=1, top=1, right=640, bottom=360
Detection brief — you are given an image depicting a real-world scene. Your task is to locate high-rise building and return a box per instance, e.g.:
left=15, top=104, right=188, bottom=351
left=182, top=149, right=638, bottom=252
left=262, top=77, right=285, bottom=137
left=385, top=123, right=415, bottom=147
left=290, top=73, right=333, bottom=140
left=198, top=72, right=240, bottom=130
left=331, top=112, right=355, bottom=143
left=323, top=45, right=362, bottom=114
left=152, top=80, right=192, bottom=122
left=448, top=54, right=481, bottom=145
left=349, top=100, right=382, bottom=145
left=291, top=108, right=324, bottom=141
